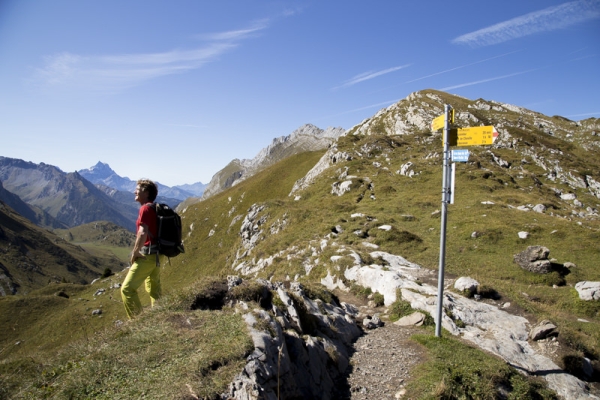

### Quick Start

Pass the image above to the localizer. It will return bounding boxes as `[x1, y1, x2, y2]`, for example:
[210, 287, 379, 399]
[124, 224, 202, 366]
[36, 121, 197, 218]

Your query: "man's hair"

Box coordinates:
[137, 179, 158, 202]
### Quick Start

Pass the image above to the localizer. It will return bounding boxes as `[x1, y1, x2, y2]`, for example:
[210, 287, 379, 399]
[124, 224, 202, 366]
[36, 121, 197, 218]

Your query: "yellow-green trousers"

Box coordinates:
[121, 255, 162, 319]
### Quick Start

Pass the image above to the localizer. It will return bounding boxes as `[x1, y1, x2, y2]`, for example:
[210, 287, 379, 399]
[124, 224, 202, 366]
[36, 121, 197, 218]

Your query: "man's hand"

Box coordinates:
[130, 223, 149, 265]
[130, 250, 145, 265]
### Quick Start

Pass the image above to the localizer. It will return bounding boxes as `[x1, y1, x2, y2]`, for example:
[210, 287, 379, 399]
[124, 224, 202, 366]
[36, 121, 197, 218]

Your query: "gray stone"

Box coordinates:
[363, 314, 384, 329]
[532, 204, 546, 213]
[514, 246, 552, 273]
[454, 277, 479, 294]
[530, 320, 557, 341]
[393, 312, 425, 327]
[228, 275, 243, 289]
[575, 281, 600, 301]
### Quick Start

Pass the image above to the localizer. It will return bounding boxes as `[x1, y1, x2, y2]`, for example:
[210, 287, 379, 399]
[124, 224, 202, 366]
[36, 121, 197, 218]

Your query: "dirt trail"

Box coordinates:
[334, 291, 429, 399]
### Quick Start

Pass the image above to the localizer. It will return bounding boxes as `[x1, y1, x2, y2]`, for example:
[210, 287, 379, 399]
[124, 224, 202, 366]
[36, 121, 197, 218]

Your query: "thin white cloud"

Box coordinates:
[566, 111, 600, 117]
[196, 19, 269, 41]
[405, 51, 522, 84]
[440, 69, 539, 91]
[315, 99, 401, 121]
[334, 64, 411, 90]
[452, 0, 600, 47]
[30, 21, 269, 93]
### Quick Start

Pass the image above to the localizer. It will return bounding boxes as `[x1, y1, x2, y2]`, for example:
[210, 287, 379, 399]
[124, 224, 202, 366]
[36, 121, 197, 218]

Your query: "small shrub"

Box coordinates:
[230, 281, 272, 309]
[350, 284, 372, 299]
[372, 292, 385, 307]
[388, 298, 414, 322]
[301, 282, 339, 305]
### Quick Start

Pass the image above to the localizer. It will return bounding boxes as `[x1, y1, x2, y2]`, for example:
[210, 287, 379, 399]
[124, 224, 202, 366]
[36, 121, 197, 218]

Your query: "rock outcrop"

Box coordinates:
[514, 245, 552, 274]
[224, 279, 361, 400]
[575, 281, 600, 301]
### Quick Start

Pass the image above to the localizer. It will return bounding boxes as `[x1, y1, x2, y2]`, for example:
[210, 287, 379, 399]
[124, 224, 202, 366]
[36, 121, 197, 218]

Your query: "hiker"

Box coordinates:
[121, 179, 162, 318]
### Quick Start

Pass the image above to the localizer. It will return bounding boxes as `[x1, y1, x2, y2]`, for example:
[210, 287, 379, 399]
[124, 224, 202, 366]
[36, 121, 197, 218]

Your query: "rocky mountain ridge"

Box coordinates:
[200, 124, 345, 200]
[0, 157, 136, 230]
[351, 91, 600, 195]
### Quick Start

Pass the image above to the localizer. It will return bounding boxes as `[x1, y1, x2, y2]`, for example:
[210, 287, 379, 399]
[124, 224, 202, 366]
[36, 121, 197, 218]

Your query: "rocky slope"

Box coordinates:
[0, 180, 66, 230]
[179, 89, 599, 398]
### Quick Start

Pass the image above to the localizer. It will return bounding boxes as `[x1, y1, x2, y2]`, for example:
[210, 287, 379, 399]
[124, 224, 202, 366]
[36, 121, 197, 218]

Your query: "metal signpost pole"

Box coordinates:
[435, 104, 451, 337]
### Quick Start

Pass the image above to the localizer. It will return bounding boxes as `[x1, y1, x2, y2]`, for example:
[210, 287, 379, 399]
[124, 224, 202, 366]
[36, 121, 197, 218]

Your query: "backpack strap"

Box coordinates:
[143, 202, 160, 267]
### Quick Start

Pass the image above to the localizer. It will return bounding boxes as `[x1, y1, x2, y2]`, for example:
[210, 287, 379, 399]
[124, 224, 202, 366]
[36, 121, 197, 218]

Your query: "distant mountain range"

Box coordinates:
[78, 161, 206, 199]
[0, 157, 210, 231]
[0, 124, 346, 232]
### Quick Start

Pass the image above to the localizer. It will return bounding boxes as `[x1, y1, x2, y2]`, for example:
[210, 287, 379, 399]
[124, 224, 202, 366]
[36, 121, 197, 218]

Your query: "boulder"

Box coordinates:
[454, 277, 479, 295]
[514, 246, 552, 274]
[363, 314, 384, 329]
[394, 312, 425, 327]
[575, 281, 600, 301]
[530, 320, 557, 341]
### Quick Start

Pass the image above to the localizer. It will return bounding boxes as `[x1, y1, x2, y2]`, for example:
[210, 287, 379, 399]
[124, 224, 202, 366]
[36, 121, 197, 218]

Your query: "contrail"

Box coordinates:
[440, 69, 539, 91]
[452, 0, 600, 47]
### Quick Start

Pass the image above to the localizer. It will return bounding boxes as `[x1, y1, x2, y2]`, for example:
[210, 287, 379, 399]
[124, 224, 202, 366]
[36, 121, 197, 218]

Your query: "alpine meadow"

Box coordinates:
[1, 90, 600, 399]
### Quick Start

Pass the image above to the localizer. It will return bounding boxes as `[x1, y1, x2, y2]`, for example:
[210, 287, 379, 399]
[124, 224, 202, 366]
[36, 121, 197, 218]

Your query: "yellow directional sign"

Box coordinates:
[431, 114, 445, 131]
[431, 109, 455, 132]
[446, 126, 498, 147]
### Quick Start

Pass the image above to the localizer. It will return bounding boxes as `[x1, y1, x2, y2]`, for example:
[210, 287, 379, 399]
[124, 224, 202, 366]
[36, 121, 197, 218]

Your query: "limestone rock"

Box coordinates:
[454, 277, 479, 295]
[530, 320, 557, 341]
[393, 312, 425, 327]
[363, 314, 384, 329]
[226, 279, 360, 400]
[514, 246, 552, 274]
[575, 281, 600, 301]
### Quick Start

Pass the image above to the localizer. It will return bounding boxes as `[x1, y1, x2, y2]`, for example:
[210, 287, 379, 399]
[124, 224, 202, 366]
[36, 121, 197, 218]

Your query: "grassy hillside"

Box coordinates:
[54, 221, 135, 263]
[0, 203, 128, 296]
[1, 91, 599, 398]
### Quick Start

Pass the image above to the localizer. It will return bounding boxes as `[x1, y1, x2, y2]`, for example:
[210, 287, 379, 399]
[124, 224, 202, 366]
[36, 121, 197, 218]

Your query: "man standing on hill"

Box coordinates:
[121, 179, 161, 319]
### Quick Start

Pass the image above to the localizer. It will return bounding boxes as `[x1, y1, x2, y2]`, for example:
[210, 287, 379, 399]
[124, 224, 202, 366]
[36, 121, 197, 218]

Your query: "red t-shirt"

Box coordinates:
[137, 203, 158, 246]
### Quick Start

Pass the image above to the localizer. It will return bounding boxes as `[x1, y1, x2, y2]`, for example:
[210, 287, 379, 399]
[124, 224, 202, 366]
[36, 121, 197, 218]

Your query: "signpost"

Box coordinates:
[431, 109, 454, 132]
[433, 106, 498, 338]
[435, 105, 452, 338]
[451, 149, 469, 162]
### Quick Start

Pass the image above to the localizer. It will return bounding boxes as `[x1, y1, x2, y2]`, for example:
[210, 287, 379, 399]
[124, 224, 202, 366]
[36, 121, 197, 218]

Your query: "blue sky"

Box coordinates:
[1, 0, 598, 186]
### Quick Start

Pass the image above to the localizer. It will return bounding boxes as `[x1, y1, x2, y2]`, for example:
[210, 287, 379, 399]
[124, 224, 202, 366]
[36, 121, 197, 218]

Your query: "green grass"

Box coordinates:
[0, 295, 253, 399]
[3, 90, 600, 397]
[405, 334, 559, 399]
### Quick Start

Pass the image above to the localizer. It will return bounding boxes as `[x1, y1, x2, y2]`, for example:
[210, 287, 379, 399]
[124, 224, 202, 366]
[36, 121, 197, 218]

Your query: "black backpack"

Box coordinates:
[150, 203, 185, 258]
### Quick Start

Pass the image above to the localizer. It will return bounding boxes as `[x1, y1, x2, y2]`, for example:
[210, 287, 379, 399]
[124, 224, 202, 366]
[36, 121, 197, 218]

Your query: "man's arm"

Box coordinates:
[130, 223, 149, 265]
